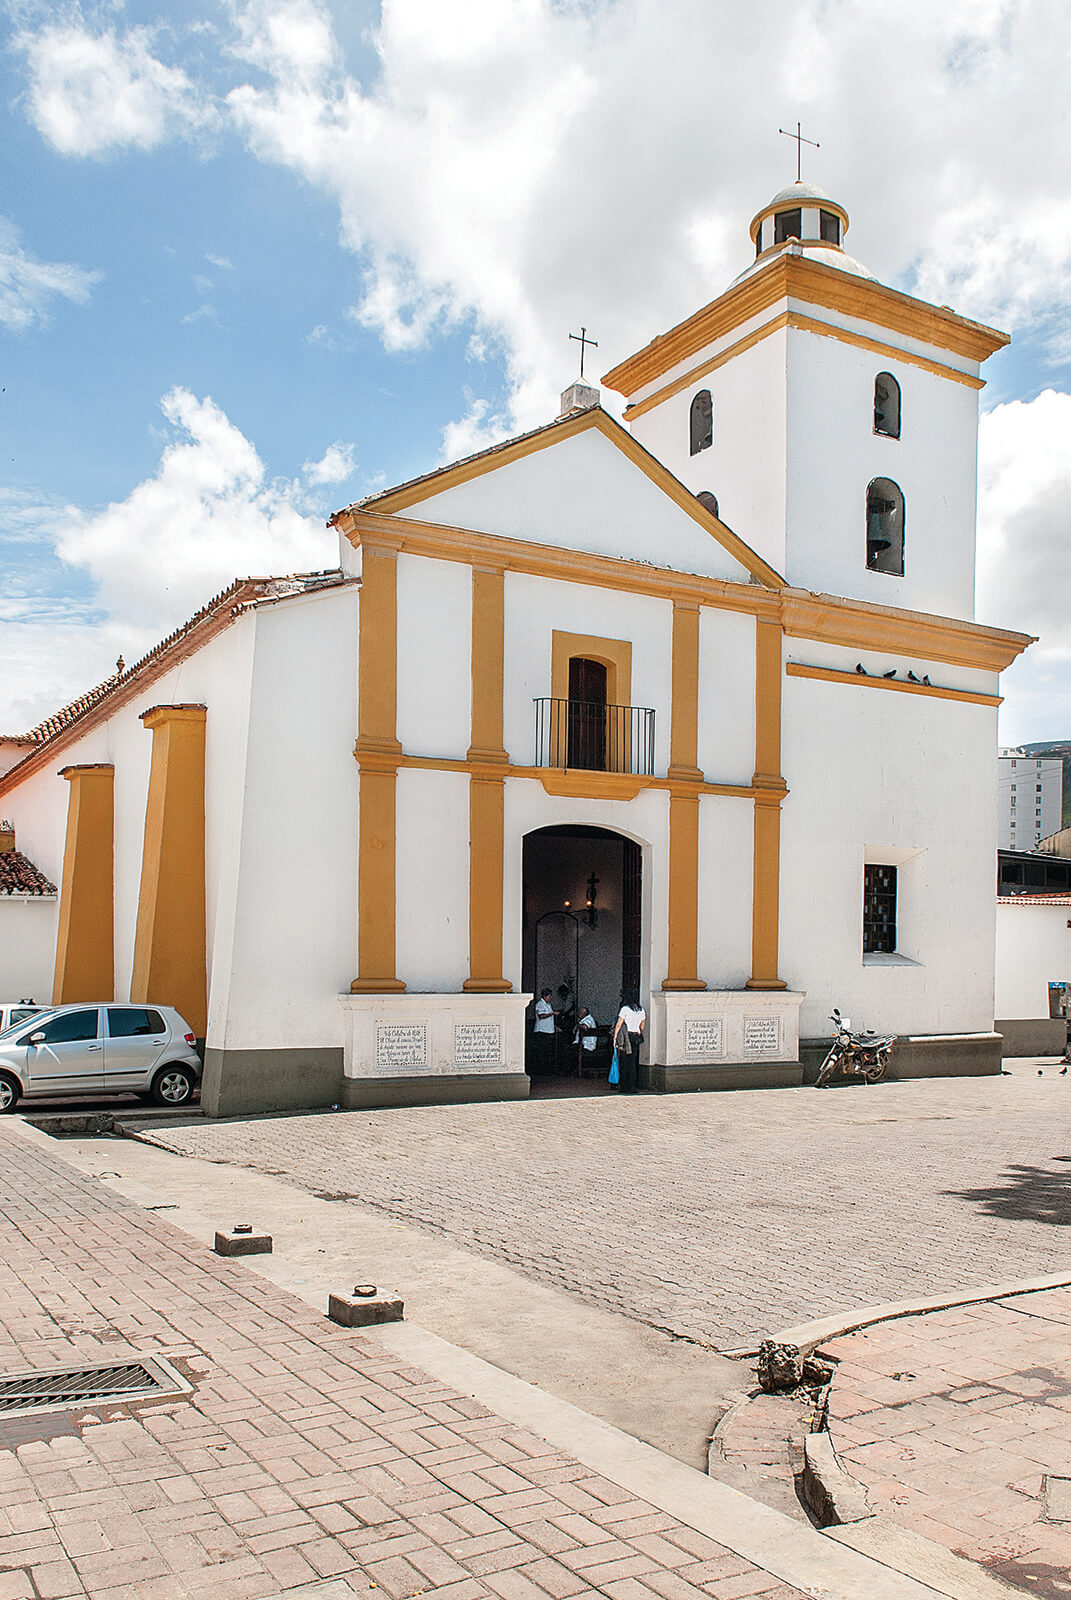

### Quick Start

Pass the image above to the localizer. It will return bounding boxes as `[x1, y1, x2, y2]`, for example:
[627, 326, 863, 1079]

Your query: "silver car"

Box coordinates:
[0, 1003, 202, 1113]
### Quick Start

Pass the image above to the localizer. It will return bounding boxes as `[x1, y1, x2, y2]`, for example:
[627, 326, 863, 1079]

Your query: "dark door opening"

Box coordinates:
[567, 657, 607, 771]
[522, 825, 642, 1096]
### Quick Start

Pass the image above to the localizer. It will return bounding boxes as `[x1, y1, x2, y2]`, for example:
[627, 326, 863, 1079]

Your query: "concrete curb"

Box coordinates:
[720, 1268, 1071, 1358]
[801, 1430, 873, 1525]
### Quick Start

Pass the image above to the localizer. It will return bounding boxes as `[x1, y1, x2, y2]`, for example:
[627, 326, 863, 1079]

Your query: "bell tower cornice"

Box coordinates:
[601, 253, 1008, 403]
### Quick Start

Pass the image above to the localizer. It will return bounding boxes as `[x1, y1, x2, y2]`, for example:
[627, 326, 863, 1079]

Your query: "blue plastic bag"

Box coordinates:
[609, 1047, 620, 1086]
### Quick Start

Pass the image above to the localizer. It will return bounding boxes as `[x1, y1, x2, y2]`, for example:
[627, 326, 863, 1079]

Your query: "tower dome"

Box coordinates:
[732, 180, 874, 285]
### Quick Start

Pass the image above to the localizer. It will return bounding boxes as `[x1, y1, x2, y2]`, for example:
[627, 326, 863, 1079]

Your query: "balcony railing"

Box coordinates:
[533, 698, 656, 776]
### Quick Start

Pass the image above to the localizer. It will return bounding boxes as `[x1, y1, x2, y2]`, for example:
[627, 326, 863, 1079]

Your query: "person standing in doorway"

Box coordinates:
[613, 991, 646, 1094]
[532, 988, 556, 1074]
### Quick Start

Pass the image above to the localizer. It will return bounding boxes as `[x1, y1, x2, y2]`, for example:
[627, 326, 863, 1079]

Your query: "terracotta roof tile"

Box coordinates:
[0, 849, 56, 896]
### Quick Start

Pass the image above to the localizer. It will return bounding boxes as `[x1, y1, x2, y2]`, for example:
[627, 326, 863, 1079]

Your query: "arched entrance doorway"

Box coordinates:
[522, 825, 642, 1095]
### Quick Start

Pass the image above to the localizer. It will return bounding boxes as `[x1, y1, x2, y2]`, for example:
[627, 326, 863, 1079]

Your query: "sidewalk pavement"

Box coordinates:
[0, 1118, 949, 1600]
[823, 1287, 1071, 1596]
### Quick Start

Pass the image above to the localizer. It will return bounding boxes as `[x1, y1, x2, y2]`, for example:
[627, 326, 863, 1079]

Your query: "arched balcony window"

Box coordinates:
[874, 372, 901, 438]
[866, 479, 905, 576]
[689, 390, 713, 455]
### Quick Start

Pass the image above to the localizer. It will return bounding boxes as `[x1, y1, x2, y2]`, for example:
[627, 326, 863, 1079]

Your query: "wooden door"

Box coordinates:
[567, 657, 607, 770]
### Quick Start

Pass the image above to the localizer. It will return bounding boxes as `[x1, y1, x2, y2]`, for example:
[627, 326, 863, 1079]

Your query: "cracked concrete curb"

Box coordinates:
[720, 1268, 1071, 1359]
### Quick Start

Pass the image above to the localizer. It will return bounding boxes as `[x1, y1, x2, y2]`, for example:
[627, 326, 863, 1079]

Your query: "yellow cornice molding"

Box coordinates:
[623, 308, 983, 423]
[602, 256, 1007, 398]
[785, 661, 1002, 706]
[396, 752, 756, 800]
[780, 589, 1032, 673]
[337, 409, 784, 590]
[346, 510, 1031, 674]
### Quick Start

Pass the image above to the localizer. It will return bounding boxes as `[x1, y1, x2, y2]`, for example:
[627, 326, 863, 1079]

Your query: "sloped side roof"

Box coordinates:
[0, 570, 352, 796]
[0, 850, 56, 896]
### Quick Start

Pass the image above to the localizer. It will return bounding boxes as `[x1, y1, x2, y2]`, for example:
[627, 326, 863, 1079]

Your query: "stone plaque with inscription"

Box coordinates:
[743, 1015, 780, 1054]
[454, 1022, 502, 1067]
[684, 1017, 724, 1057]
[375, 1022, 427, 1072]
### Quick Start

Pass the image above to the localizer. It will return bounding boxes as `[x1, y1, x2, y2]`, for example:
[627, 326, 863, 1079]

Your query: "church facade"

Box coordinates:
[0, 182, 1031, 1115]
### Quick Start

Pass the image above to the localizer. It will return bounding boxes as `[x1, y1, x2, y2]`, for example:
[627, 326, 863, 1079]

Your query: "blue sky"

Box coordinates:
[2, 0, 1070, 740]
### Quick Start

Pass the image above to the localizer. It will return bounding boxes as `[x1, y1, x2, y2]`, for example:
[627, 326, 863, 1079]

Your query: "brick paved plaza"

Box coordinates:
[0, 1121, 815, 1600]
[141, 1074, 1071, 1350]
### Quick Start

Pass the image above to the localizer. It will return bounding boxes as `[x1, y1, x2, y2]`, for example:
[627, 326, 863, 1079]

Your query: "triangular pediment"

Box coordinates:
[347, 408, 783, 588]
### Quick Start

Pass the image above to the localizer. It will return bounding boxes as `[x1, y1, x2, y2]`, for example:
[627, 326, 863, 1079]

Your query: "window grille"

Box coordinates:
[863, 864, 897, 954]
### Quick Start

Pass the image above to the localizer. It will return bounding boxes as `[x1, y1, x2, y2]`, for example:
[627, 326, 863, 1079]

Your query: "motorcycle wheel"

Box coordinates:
[815, 1048, 838, 1087]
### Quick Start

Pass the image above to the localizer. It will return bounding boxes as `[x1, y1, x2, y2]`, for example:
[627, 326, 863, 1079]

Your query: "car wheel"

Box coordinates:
[0, 1073, 20, 1114]
[151, 1065, 195, 1107]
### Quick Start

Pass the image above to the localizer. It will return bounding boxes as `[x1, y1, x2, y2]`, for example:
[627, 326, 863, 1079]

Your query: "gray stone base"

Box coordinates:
[996, 1017, 1067, 1057]
[340, 1073, 529, 1110]
[643, 1062, 804, 1093]
[800, 1032, 1002, 1085]
[201, 1046, 343, 1118]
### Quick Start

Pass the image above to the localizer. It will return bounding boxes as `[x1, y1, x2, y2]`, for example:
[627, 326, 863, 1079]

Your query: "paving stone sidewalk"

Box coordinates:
[138, 1076, 1071, 1349]
[0, 1121, 809, 1600]
[823, 1287, 1071, 1599]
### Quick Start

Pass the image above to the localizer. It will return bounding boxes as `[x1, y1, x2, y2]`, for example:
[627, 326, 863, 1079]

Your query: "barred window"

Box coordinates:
[863, 864, 897, 954]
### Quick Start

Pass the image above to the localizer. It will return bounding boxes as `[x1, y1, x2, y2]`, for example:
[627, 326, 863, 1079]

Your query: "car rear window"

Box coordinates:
[107, 1007, 166, 1038]
[10, 1008, 40, 1027]
[24, 1009, 99, 1044]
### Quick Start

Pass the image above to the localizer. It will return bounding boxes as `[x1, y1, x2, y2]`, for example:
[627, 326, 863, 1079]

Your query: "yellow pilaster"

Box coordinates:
[53, 764, 114, 1005]
[663, 792, 705, 991]
[465, 564, 511, 992]
[668, 601, 703, 781]
[130, 705, 207, 1036]
[352, 538, 406, 993]
[748, 619, 788, 990]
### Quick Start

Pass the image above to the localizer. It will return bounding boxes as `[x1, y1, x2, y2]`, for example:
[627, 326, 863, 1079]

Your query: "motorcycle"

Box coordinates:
[815, 1008, 895, 1087]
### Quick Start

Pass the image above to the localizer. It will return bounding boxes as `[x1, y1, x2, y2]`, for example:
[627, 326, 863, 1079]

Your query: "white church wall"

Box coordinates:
[0, 897, 58, 1003]
[697, 609, 756, 785]
[779, 673, 998, 1040]
[0, 617, 258, 1008]
[207, 589, 358, 1050]
[784, 326, 979, 618]
[995, 902, 1071, 1021]
[783, 635, 998, 699]
[502, 574, 673, 772]
[396, 554, 472, 758]
[401, 427, 754, 584]
[628, 324, 790, 578]
[503, 781, 668, 1000]
[396, 768, 469, 991]
[696, 796, 753, 987]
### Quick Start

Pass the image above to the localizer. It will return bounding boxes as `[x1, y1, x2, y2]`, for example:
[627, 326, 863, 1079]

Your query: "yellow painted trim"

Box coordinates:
[352, 540, 405, 993]
[537, 770, 645, 802]
[786, 312, 985, 390]
[624, 314, 790, 421]
[468, 565, 508, 764]
[779, 591, 1030, 674]
[669, 602, 702, 781]
[785, 662, 1002, 707]
[748, 622, 786, 991]
[464, 775, 511, 992]
[551, 631, 632, 709]
[130, 704, 207, 1037]
[623, 307, 982, 424]
[53, 764, 114, 1005]
[391, 753, 756, 800]
[602, 255, 1007, 398]
[342, 409, 785, 590]
[664, 793, 705, 991]
[345, 512, 1031, 674]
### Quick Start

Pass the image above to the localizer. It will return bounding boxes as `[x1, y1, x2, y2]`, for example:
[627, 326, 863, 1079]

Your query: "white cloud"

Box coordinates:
[16, 19, 215, 157]
[215, 0, 1071, 442]
[181, 302, 220, 325]
[55, 387, 335, 633]
[978, 390, 1071, 742]
[440, 397, 510, 465]
[205, 253, 234, 270]
[0, 217, 100, 332]
[302, 440, 356, 484]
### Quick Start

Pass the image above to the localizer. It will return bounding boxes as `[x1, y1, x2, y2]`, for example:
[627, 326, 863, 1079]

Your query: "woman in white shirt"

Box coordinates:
[613, 991, 646, 1094]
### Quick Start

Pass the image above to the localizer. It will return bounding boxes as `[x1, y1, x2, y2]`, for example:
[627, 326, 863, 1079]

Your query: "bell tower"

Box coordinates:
[602, 180, 1008, 622]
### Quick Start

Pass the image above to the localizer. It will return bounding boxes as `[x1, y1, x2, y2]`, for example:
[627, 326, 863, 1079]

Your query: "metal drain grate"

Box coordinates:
[0, 1355, 192, 1417]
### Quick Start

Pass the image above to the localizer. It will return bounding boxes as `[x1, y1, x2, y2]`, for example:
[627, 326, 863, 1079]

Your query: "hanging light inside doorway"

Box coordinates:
[585, 872, 599, 928]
